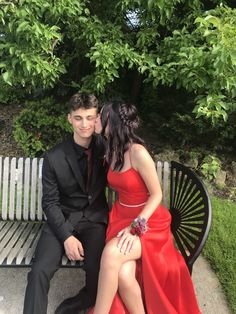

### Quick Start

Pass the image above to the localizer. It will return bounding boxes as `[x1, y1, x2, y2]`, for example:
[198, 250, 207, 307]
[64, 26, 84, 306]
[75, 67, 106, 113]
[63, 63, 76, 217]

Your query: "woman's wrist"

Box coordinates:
[130, 216, 148, 236]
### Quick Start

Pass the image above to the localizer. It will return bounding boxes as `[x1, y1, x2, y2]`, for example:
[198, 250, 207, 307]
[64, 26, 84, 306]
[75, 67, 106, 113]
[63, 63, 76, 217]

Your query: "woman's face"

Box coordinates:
[95, 107, 109, 136]
[95, 113, 103, 134]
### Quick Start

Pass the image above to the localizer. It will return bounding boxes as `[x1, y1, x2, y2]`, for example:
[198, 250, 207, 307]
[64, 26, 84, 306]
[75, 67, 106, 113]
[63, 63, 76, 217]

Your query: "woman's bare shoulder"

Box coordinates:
[131, 143, 147, 152]
[131, 144, 151, 162]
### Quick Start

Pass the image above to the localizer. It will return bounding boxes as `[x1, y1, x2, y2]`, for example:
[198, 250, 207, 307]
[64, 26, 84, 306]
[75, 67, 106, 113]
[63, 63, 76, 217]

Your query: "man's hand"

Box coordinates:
[64, 236, 84, 261]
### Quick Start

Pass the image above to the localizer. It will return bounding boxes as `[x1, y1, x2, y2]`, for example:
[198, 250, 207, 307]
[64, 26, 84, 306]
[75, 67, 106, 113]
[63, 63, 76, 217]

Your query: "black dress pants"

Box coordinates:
[23, 220, 106, 314]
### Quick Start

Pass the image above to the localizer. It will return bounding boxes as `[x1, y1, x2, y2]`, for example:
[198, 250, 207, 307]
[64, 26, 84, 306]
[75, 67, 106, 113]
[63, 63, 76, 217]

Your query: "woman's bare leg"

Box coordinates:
[118, 261, 145, 314]
[93, 237, 143, 314]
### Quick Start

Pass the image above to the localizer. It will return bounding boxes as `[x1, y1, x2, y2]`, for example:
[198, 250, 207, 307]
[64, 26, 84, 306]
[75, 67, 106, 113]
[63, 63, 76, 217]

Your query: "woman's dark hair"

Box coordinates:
[100, 101, 145, 171]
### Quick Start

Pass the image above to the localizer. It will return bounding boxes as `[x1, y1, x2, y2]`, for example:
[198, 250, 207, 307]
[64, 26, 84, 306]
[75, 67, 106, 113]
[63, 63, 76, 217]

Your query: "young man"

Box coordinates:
[23, 93, 109, 314]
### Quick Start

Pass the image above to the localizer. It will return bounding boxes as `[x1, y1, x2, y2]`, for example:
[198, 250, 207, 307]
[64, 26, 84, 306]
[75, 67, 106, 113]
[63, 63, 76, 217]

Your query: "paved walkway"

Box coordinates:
[192, 256, 232, 314]
[0, 256, 232, 314]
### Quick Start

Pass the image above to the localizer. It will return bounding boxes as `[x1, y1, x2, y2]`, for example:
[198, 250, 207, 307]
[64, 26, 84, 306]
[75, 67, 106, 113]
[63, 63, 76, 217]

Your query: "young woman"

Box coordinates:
[90, 101, 201, 314]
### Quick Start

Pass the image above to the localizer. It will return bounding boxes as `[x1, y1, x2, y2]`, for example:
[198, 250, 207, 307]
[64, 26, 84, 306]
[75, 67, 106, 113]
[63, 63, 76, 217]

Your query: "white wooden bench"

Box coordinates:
[0, 156, 212, 273]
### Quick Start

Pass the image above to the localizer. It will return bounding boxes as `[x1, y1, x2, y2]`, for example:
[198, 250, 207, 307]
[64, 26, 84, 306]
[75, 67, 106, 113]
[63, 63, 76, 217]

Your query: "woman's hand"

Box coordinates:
[116, 227, 137, 255]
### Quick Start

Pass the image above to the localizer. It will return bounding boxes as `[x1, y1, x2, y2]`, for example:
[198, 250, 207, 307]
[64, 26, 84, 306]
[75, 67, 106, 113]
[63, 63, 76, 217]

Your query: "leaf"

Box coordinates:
[84, 8, 90, 16]
[205, 15, 220, 28]
[195, 17, 208, 26]
[2, 71, 12, 85]
[16, 21, 29, 33]
[35, 23, 42, 35]
[25, 60, 31, 73]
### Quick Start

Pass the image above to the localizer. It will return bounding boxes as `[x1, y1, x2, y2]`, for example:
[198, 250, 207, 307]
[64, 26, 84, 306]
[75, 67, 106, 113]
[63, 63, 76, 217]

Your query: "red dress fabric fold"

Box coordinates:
[89, 167, 201, 314]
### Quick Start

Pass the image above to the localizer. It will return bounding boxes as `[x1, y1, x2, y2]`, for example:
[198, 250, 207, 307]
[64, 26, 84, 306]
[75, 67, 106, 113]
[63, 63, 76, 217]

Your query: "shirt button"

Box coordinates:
[88, 195, 92, 200]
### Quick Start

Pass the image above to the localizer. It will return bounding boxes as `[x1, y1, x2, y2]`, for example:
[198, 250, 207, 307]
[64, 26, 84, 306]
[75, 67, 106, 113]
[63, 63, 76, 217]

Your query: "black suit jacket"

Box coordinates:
[42, 135, 109, 243]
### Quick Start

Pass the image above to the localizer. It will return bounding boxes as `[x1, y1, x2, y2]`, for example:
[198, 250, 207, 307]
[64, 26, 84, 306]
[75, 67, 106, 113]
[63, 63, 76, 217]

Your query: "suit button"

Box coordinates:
[88, 195, 92, 200]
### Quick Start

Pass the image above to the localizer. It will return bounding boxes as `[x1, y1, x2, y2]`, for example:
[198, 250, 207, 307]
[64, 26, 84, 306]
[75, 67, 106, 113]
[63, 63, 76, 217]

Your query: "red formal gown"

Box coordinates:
[90, 167, 201, 314]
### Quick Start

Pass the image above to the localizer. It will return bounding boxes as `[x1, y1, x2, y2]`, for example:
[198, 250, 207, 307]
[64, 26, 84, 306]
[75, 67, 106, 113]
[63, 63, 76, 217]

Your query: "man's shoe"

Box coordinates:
[55, 294, 86, 314]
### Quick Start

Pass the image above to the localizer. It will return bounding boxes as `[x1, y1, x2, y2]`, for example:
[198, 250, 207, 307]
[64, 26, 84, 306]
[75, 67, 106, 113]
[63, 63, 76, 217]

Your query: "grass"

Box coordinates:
[202, 196, 236, 314]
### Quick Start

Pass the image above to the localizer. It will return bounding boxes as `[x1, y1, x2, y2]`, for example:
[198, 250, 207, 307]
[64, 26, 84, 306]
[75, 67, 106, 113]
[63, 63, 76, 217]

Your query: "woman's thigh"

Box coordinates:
[101, 237, 142, 265]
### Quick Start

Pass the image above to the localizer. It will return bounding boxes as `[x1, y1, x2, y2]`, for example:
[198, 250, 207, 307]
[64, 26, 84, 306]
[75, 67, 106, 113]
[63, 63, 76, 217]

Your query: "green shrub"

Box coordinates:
[14, 97, 71, 157]
[200, 155, 221, 181]
[0, 77, 26, 105]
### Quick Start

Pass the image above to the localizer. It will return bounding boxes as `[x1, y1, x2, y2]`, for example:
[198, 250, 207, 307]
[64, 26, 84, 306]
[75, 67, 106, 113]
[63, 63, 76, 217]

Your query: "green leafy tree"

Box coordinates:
[1, 0, 236, 123]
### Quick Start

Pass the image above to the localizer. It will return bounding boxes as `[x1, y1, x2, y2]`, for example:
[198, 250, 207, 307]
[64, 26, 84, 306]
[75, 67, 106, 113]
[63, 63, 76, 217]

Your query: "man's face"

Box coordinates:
[68, 107, 97, 141]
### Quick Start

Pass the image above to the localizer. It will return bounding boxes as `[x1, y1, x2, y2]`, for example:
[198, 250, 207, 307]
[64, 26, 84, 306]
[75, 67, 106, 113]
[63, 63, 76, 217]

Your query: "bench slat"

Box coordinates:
[0, 222, 82, 266]
[23, 158, 30, 220]
[7, 223, 37, 264]
[30, 158, 37, 220]
[163, 161, 170, 208]
[0, 221, 14, 241]
[0, 222, 24, 263]
[156, 161, 163, 185]
[0, 221, 19, 246]
[0, 156, 2, 208]
[16, 223, 42, 264]
[176, 180, 195, 210]
[0, 221, 6, 233]
[62, 255, 76, 266]
[9, 158, 17, 220]
[0, 222, 26, 264]
[37, 158, 43, 220]
[61, 255, 84, 267]
[16, 158, 24, 220]
[25, 224, 43, 264]
[2, 157, 10, 220]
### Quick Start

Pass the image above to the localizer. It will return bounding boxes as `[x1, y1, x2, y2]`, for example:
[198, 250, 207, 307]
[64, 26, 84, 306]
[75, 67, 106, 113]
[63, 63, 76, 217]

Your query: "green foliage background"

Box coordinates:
[1, 0, 236, 155]
[13, 97, 71, 156]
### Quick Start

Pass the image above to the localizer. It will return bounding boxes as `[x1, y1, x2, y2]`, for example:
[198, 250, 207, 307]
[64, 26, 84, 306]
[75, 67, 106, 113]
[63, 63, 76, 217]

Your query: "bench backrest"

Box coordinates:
[0, 156, 171, 221]
[0, 157, 45, 221]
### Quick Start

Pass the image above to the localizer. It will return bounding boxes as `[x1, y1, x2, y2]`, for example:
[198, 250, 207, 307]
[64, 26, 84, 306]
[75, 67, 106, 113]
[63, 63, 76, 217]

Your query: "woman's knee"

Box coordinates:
[100, 241, 121, 269]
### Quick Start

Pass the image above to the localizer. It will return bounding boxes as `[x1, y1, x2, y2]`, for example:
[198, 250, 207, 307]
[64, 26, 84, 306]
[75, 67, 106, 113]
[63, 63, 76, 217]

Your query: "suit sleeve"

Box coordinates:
[42, 153, 74, 243]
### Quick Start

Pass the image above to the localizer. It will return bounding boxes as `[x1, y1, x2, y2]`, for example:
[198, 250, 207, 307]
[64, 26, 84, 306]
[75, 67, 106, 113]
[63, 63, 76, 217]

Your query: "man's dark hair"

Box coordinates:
[68, 92, 98, 112]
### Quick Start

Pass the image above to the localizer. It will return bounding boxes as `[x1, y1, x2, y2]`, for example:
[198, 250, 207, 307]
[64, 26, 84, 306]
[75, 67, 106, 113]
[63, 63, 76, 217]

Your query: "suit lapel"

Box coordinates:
[63, 138, 87, 193]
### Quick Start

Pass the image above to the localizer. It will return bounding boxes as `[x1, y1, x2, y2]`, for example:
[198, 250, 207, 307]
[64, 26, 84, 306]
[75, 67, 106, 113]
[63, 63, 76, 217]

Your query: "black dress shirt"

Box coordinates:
[72, 138, 94, 189]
